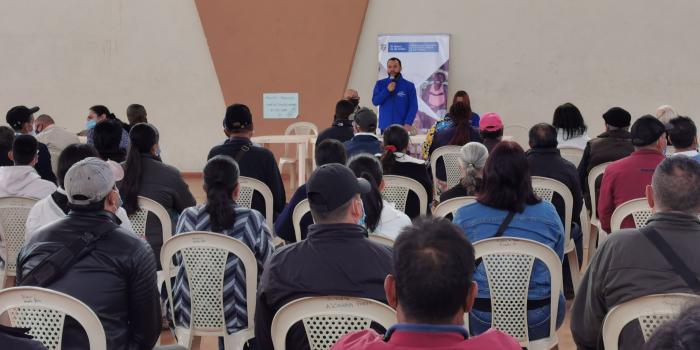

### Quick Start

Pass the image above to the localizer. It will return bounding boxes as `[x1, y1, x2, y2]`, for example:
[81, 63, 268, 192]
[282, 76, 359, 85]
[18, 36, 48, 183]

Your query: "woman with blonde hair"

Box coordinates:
[440, 142, 488, 202]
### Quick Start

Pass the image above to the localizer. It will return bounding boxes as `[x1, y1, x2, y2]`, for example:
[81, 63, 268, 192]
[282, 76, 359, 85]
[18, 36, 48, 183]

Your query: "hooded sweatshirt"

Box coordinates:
[0, 166, 56, 199]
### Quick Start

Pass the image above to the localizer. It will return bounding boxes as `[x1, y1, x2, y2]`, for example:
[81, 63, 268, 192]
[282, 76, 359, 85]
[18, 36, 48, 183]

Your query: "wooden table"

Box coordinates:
[252, 134, 315, 182]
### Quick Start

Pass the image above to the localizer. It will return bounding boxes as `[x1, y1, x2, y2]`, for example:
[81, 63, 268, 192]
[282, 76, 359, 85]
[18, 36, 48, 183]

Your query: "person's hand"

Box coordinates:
[388, 82, 396, 92]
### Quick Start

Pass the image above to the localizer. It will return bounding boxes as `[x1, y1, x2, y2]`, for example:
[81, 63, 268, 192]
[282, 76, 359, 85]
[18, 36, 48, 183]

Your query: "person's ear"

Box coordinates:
[30, 154, 39, 166]
[224, 128, 231, 137]
[379, 179, 385, 192]
[151, 144, 159, 156]
[646, 184, 656, 213]
[7, 151, 13, 162]
[232, 183, 241, 201]
[465, 281, 478, 313]
[694, 136, 698, 149]
[384, 275, 398, 309]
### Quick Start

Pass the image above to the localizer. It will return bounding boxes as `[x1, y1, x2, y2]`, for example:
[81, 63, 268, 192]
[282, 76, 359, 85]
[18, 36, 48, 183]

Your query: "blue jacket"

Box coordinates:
[372, 76, 418, 130]
[343, 133, 382, 159]
[274, 185, 312, 242]
[453, 201, 564, 300]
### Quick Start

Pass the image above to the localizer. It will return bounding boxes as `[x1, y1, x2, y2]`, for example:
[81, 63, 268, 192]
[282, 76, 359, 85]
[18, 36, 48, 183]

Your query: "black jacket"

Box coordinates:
[527, 148, 583, 227]
[383, 154, 433, 218]
[17, 210, 161, 350]
[36, 142, 56, 184]
[254, 223, 393, 350]
[208, 137, 286, 220]
[315, 119, 354, 147]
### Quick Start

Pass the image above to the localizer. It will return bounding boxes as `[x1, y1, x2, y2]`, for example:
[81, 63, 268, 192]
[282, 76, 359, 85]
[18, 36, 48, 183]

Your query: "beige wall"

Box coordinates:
[348, 0, 700, 137]
[0, 0, 225, 171]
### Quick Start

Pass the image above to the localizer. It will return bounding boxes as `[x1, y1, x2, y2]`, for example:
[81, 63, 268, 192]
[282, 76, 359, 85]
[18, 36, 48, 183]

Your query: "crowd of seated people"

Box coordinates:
[1, 96, 699, 350]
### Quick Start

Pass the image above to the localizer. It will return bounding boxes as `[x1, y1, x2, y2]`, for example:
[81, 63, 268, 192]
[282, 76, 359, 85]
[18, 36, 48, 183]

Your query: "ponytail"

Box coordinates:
[203, 155, 240, 232]
[458, 142, 488, 196]
[381, 125, 409, 174]
[380, 145, 398, 174]
[460, 162, 483, 195]
[121, 123, 159, 215]
[348, 155, 385, 233]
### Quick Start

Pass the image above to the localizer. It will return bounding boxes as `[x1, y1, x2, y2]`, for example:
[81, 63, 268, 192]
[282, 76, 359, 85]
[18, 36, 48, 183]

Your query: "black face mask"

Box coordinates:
[349, 98, 360, 108]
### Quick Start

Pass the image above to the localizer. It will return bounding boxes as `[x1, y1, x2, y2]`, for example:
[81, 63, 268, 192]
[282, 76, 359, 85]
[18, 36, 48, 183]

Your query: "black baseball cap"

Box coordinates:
[602, 107, 631, 128]
[631, 115, 666, 147]
[223, 103, 253, 130]
[6, 105, 39, 130]
[306, 163, 371, 213]
[353, 108, 377, 130]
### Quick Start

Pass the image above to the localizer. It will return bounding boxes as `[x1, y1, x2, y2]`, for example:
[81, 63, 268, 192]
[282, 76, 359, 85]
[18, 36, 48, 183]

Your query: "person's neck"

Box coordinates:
[398, 311, 464, 326]
[634, 145, 662, 153]
[229, 133, 251, 140]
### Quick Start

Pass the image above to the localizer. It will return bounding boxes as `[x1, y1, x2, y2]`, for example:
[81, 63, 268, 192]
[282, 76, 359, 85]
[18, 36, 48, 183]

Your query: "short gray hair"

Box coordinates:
[656, 105, 677, 124]
[652, 156, 700, 214]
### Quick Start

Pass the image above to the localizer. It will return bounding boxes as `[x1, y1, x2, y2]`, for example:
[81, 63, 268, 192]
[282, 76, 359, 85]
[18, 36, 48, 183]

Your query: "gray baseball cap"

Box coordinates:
[64, 157, 116, 205]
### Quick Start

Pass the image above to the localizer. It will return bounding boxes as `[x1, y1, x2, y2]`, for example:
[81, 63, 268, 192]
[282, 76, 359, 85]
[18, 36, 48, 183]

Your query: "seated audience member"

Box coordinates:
[380, 125, 433, 218]
[332, 217, 521, 350]
[440, 142, 488, 202]
[478, 112, 504, 152]
[643, 302, 700, 350]
[344, 108, 382, 158]
[171, 155, 273, 347]
[208, 103, 285, 220]
[93, 119, 128, 163]
[572, 156, 700, 350]
[17, 157, 160, 349]
[453, 141, 565, 340]
[315, 99, 356, 146]
[85, 105, 130, 151]
[427, 101, 482, 185]
[33, 114, 80, 174]
[343, 88, 362, 112]
[421, 91, 480, 159]
[255, 163, 392, 350]
[577, 107, 633, 210]
[6, 105, 56, 182]
[26, 144, 133, 237]
[0, 135, 56, 199]
[0, 126, 15, 166]
[598, 115, 666, 233]
[120, 123, 196, 264]
[0, 325, 48, 349]
[667, 116, 700, 161]
[552, 102, 590, 150]
[655, 104, 677, 124]
[275, 139, 347, 242]
[126, 103, 148, 129]
[348, 154, 411, 239]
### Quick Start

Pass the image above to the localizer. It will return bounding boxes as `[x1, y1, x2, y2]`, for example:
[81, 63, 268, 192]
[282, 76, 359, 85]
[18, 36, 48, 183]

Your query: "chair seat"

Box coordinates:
[565, 238, 576, 253]
[527, 335, 558, 350]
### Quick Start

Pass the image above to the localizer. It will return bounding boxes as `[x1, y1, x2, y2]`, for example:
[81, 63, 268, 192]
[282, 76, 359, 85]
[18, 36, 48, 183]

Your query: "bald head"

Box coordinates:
[34, 114, 55, 134]
[344, 89, 359, 100]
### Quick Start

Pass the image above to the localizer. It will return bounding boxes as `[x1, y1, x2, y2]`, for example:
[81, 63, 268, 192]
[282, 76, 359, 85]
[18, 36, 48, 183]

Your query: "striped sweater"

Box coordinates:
[170, 203, 274, 334]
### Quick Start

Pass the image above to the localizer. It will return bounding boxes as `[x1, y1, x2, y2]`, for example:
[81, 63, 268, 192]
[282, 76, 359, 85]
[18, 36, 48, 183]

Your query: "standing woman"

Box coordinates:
[552, 103, 590, 150]
[119, 123, 196, 265]
[380, 125, 433, 218]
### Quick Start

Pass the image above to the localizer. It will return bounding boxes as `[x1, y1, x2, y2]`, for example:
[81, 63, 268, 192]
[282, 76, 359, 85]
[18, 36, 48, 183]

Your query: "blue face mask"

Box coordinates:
[358, 200, 366, 226]
[86, 119, 97, 130]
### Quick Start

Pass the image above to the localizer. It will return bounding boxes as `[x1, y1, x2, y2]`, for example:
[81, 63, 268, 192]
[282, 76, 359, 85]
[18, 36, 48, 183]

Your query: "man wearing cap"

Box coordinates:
[6, 106, 56, 183]
[254, 163, 393, 350]
[598, 115, 667, 233]
[479, 112, 505, 152]
[344, 107, 382, 158]
[315, 99, 356, 147]
[17, 157, 160, 349]
[577, 107, 635, 210]
[207, 103, 285, 220]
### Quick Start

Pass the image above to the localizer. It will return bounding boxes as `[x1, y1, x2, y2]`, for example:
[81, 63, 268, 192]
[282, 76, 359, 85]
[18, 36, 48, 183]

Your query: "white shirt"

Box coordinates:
[35, 125, 81, 174]
[556, 129, 591, 150]
[372, 200, 412, 240]
[0, 166, 56, 199]
[672, 149, 699, 158]
[25, 188, 134, 240]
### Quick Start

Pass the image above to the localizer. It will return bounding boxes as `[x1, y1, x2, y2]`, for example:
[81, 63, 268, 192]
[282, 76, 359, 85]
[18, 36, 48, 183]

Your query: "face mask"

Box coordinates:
[357, 200, 366, 227]
[86, 119, 97, 130]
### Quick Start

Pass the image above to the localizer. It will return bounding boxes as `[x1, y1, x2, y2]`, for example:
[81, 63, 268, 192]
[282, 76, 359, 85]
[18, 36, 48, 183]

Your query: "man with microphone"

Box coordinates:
[372, 57, 418, 134]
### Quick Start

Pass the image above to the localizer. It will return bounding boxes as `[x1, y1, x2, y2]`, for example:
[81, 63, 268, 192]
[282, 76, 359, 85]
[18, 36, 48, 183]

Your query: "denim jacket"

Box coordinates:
[453, 201, 564, 300]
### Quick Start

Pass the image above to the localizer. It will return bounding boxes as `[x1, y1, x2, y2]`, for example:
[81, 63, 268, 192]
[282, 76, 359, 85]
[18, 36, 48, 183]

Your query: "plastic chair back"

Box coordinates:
[283, 122, 318, 157]
[238, 177, 274, 231]
[0, 286, 107, 350]
[382, 175, 428, 215]
[429, 145, 462, 197]
[127, 196, 172, 241]
[610, 198, 652, 232]
[0, 197, 38, 277]
[433, 196, 476, 219]
[271, 296, 396, 350]
[368, 234, 395, 247]
[558, 146, 584, 166]
[587, 162, 612, 226]
[292, 199, 311, 242]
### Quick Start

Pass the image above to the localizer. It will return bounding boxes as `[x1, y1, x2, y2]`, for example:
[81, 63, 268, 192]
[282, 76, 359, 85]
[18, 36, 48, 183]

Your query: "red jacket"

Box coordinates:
[597, 149, 665, 232]
[332, 326, 521, 350]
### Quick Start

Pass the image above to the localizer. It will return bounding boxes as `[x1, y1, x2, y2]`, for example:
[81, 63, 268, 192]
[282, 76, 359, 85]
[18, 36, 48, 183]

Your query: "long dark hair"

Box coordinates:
[381, 125, 409, 174]
[90, 105, 116, 119]
[452, 90, 469, 105]
[203, 155, 239, 232]
[348, 155, 384, 232]
[93, 119, 126, 162]
[477, 141, 540, 212]
[121, 123, 159, 215]
[552, 102, 587, 140]
[448, 102, 473, 146]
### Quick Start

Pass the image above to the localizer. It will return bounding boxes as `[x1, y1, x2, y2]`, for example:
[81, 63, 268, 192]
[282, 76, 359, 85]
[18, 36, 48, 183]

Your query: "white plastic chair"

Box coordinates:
[382, 175, 428, 216]
[610, 198, 652, 232]
[161, 231, 258, 350]
[531, 176, 581, 294]
[433, 196, 477, 219]
[558, 146, 584, 166]
[270, 296, 396, 350]
[0, 286, 107, 350]
[292, 199, 311, 242]
[586, 162, 612, 263]
[0, 197, 38, 286]
[238, 177, 274, 232]
[279, 122, 318, 189]
[429, 145, 462, 198]
[368, 234, 395, 247]
[504, 125, 529, 149]
[602, 293, 700, 350]
[473, 237, 562, 350]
